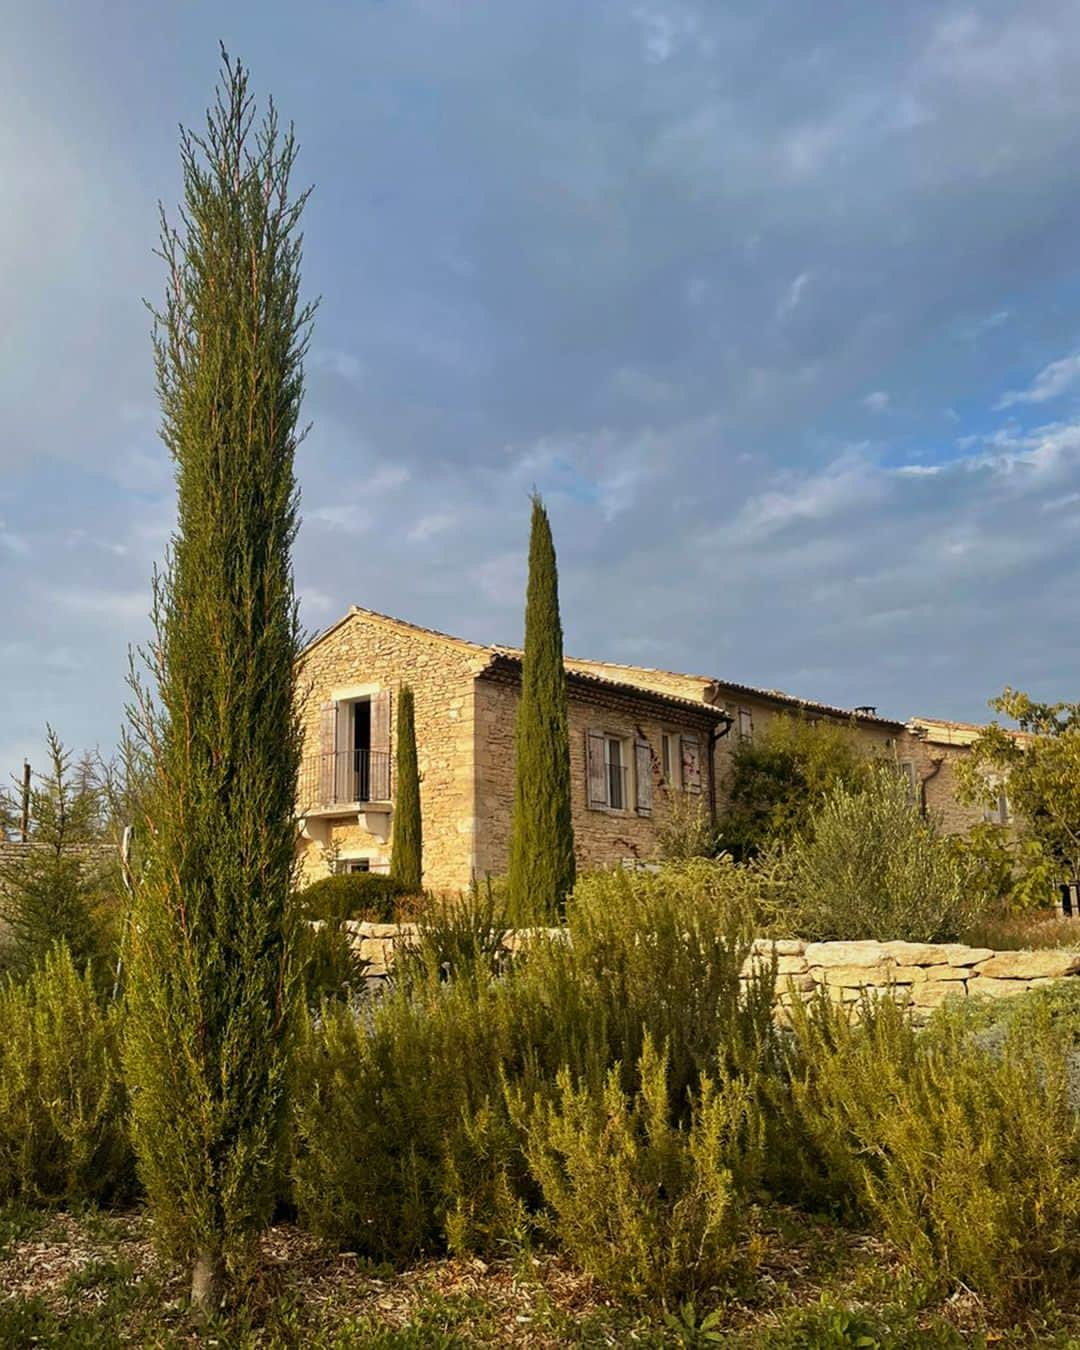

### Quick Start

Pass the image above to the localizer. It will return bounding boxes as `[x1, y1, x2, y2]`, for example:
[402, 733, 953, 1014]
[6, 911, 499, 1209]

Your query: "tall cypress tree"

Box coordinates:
[390, 684, 422, 892]
[507, 495, 575, 920]
[124, 52, 313, 1316]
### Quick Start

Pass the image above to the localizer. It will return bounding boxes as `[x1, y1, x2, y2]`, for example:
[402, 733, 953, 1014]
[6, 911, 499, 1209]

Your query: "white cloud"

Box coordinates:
[863, 390, 890, 413]
[408, 511, 457, 543]
[777, 271, 811, 320]
[996, 353, 1080, 409]
[311, 349, 365, 383]
[51, 586, 150, 624]
[307, 504, 372, 534]
[369, 465, 411, 493]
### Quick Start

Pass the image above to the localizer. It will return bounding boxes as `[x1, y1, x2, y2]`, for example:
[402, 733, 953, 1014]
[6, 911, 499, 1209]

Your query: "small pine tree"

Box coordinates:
[390, 684, 422, 893]
[0, 727, 111, 984]
[506, 495, 575, 921]
[123, 51, 313, 1318]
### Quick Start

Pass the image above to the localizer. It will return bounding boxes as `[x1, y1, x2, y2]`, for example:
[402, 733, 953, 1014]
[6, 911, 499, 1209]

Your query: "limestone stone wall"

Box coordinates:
[744, 937, 1080, 1021]
[341, 922, 1080, 1023]
[472, 674, 718, 879]
[296, 611, 485, 893]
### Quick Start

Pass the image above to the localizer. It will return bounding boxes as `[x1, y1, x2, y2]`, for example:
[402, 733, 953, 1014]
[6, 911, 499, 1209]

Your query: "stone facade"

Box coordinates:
[297, 608, 1022, 894]
[296, 610, 488, 892]
[473, 660, 722, 878]
[296, 609, 725, 893]
[566, 657, 908, 824]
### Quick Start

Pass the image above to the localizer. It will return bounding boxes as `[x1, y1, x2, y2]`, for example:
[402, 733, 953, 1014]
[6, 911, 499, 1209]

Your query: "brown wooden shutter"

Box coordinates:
[586, 730, 607, 807]
[318, 701, 336, 803]
[681, 735, 701, 793]
[370, 688, 392, 801]
[635, 739, 652, 816]
[334, 701, 353, 803]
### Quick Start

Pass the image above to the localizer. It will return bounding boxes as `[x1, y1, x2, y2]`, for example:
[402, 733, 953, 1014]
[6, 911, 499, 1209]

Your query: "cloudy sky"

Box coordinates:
[4, 0, 1080, 774]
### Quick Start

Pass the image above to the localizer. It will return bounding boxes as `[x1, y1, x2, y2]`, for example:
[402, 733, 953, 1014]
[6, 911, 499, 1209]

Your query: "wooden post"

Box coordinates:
[20, 761, 30, 842]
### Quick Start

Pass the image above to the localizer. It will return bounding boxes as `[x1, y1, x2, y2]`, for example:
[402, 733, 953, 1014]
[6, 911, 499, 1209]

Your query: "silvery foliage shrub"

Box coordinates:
[789, 767, 991, 942]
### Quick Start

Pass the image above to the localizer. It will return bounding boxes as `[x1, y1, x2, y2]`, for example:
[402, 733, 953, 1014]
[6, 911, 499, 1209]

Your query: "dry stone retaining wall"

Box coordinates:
[341, 922, 1080, 1019]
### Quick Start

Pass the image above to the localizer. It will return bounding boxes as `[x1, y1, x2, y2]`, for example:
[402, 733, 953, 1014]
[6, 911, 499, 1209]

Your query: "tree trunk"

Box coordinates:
[190, 1249, 226, 1320]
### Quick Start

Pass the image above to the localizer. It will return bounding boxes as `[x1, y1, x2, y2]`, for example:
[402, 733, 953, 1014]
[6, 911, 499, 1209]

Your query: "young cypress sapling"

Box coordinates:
[390, 684, 422, 893]
[123, 51, 313, 1317]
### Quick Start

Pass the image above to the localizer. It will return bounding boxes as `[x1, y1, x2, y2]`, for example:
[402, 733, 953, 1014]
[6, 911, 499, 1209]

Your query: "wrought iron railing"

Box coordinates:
[299, 749, 392, 810]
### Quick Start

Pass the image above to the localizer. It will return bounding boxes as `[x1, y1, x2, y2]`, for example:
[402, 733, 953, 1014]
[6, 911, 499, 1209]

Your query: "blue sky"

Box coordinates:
[4, 0, 1080, 775]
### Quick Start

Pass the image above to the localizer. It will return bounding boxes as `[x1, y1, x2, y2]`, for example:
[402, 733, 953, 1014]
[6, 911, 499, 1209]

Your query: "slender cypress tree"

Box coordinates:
[390, 684, 422, 892]
[124, 52, 313, 1316]
[506, 495, 575, 920]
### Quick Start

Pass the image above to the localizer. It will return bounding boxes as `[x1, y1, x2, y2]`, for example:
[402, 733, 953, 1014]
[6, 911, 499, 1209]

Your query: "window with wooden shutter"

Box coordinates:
[370, 688, 392, 801]
[587, 729, 607, 808]
[681, 735, 701, 793]
[661, 732, 682, 789]
[334, 700, 354, 803]
[635, 739, 652, 816]
[318, 701, 337, 803]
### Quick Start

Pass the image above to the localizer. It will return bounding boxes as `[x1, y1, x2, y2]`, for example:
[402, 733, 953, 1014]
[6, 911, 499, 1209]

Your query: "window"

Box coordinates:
[343, 858, 370, 874]
[982, 773, 1011, 826]
[899, 760, 918, 804]
[316, 689, 392, 804]
[681, 735, 702, 793]
[737, 707, 754, 742]
[661, 732, 681, 788]
[606, 737, 625, 810]
[587, 730, 630, 811]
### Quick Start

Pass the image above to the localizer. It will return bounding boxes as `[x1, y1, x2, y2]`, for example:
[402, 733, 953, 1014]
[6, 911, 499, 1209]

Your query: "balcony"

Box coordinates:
[299, 749, 392, 817]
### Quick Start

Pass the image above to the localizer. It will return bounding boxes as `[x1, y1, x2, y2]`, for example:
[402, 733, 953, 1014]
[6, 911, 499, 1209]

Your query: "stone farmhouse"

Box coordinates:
[296, 606, 1009, 892]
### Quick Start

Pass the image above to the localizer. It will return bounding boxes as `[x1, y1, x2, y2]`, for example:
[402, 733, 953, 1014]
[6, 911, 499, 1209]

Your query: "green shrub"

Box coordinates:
[773, 991, 1080, 1309]
[512, 1036, 761, 1304]
[292, 862, 773, 1266]
[292, 977, 530, 1262]
[558, 861, 776, 1110]
[396, 886, 509, 990]
[297, 872, 410, 923]
[655, 791, 720, 861]
[789, 769, 991, 942]
[0, 945, 132, 1205]
[299, 922, 366, 1009]
[722, 713, 870, 861]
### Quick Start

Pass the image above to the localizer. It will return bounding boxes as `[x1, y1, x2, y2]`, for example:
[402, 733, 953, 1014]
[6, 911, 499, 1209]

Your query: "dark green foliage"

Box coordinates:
[123, 52, 312, 1292]
[0, 945, 132, 1206]
[0, 729, 116, 987]
[506, 496, 575, 923]
[298, 871, 408, 923]
[390, 684, 423, 892]
[396, 886, 510, 989]
[298, 922, 366, 1009]
[722, 714, 869, 861]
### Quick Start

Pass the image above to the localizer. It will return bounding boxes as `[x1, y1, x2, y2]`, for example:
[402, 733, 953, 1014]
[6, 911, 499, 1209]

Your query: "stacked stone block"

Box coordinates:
[339, 921, 1080, 1020]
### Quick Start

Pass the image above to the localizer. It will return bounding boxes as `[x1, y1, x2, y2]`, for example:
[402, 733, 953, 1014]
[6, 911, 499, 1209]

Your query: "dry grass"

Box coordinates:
[3, 1204, 1079, 1347]
[965, 909, 1080, 951]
